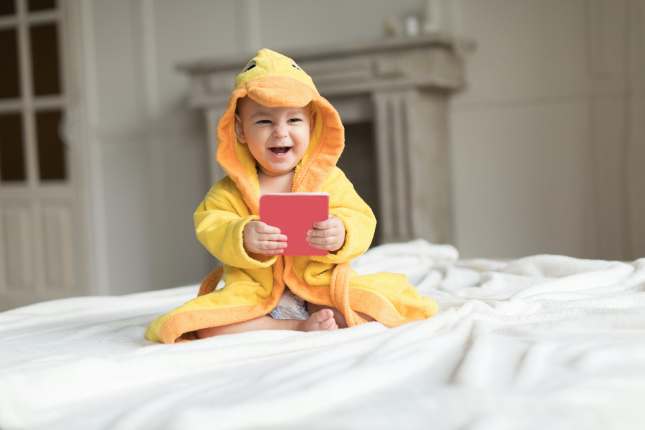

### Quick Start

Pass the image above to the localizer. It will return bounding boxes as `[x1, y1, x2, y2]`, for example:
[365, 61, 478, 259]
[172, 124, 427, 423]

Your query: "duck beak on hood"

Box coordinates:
[215, 48, 345, 214]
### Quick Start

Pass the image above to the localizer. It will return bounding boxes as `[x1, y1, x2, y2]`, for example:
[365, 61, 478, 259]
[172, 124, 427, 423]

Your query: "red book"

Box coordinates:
[259, 192, 329, 256]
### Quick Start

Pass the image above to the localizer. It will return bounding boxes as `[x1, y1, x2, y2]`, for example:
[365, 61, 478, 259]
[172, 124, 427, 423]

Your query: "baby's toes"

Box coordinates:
[320, 316, 336, 330]
[309, 308, 328, 322]
[308, 309, 336, 331]
[326, 317, 338, 330]
[317, 309, 334, 321]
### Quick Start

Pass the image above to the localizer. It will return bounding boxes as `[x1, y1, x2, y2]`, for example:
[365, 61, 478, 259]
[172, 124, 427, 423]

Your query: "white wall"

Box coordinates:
[85, 0, 644, 295]
[451, 0, 628, 259]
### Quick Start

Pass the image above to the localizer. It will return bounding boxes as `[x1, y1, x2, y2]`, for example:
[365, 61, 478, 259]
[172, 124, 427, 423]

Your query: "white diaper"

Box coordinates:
[270, 289, 309, 320]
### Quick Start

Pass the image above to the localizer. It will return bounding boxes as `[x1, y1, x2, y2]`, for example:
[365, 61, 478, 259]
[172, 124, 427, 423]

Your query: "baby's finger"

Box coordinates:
[307, 227, 340, 242]
[256, 222, 281, 234]
[306, 239, 325, 250]
[308, 235, 336, 249]
[307, 228, 322, 238]
[307, 226, 338, 238]
[259, 240, 287, 250]
[261, 247, 285, 255]
[312, 219, 333, 230]
[260, 233, 288, 242]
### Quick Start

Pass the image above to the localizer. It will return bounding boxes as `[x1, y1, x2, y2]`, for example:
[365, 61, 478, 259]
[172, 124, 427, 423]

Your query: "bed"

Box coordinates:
[1, 240, 644, 430]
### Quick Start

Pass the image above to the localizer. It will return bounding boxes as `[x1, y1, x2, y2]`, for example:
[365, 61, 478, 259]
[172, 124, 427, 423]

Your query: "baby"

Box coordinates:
[145, 49, 437, 344]
[218, 96, 347, 334]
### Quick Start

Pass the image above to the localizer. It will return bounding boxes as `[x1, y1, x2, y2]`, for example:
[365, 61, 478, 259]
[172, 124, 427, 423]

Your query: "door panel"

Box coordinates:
[41, 201, 74, 290]
[1, 203, 34, 291]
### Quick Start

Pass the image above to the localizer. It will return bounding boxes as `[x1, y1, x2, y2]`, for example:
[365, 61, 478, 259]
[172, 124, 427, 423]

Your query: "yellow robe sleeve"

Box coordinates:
[194, 180, 277, 270]
[311, 168, 376, 264]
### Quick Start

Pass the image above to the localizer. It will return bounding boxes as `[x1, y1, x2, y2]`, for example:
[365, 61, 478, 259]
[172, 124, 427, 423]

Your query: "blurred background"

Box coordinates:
[0, 0, 643, 310]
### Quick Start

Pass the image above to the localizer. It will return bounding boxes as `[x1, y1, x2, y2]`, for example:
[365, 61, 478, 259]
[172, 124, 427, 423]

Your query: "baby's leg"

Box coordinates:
[195, 309, 337, 339]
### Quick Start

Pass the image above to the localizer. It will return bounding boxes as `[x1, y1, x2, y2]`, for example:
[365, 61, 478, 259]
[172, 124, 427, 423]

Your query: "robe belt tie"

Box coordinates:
[198, 266, 223, 296]
[330, 263, 367, 327]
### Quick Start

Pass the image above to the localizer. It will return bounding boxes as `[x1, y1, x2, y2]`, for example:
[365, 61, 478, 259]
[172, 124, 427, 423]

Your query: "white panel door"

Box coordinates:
[0, 0, 85, 310]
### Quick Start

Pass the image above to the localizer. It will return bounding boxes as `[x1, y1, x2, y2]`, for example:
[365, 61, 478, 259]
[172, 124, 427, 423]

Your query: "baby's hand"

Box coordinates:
[306, 216, 345, 253]
[243, 221, 287, 258]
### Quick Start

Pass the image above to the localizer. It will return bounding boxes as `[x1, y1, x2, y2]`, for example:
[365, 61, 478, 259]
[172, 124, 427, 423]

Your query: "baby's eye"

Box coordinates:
[288, 118, 303, 123]
[255, 119, 272, 125]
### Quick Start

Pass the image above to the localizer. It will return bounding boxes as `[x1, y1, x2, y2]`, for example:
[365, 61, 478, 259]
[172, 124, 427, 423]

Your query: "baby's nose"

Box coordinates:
[272, 122, 288, 138]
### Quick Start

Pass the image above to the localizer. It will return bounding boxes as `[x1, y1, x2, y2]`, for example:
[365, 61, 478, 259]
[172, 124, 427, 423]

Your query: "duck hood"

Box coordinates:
[216, 48, 344, 213]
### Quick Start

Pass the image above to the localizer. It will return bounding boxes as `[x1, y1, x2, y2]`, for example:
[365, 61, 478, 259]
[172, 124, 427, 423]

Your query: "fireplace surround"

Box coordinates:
[179, 35, 466, 245]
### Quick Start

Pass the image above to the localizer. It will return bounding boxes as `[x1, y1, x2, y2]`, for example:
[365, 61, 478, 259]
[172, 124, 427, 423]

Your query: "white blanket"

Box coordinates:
[1, 240, 644, 430]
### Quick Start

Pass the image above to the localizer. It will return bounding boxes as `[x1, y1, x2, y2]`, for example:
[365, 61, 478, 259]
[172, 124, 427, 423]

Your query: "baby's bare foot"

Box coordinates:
[299, 309, 338, 332]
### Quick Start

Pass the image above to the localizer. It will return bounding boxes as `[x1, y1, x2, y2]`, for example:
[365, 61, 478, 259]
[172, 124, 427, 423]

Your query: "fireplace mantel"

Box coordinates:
[180, 35, 467, 245]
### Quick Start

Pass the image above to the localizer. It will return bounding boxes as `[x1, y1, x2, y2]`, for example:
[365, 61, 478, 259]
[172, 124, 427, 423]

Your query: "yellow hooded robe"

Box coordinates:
[145, 49, 438, 343]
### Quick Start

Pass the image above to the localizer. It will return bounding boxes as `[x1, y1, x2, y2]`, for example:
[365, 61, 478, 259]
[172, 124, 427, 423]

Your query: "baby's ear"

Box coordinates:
[234, 114, 246, 143]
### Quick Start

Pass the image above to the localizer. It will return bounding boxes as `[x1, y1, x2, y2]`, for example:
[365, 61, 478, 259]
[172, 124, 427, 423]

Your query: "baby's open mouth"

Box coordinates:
[270, 147, 291, 154]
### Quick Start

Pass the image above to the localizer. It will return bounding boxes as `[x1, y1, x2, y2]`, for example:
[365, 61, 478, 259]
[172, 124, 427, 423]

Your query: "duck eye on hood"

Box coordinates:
[242, 60, 256, 72]
[291, 62, 302, 71]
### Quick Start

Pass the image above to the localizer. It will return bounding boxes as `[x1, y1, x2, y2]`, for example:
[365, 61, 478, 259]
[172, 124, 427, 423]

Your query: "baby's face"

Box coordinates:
[236, 97, 311, 177]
